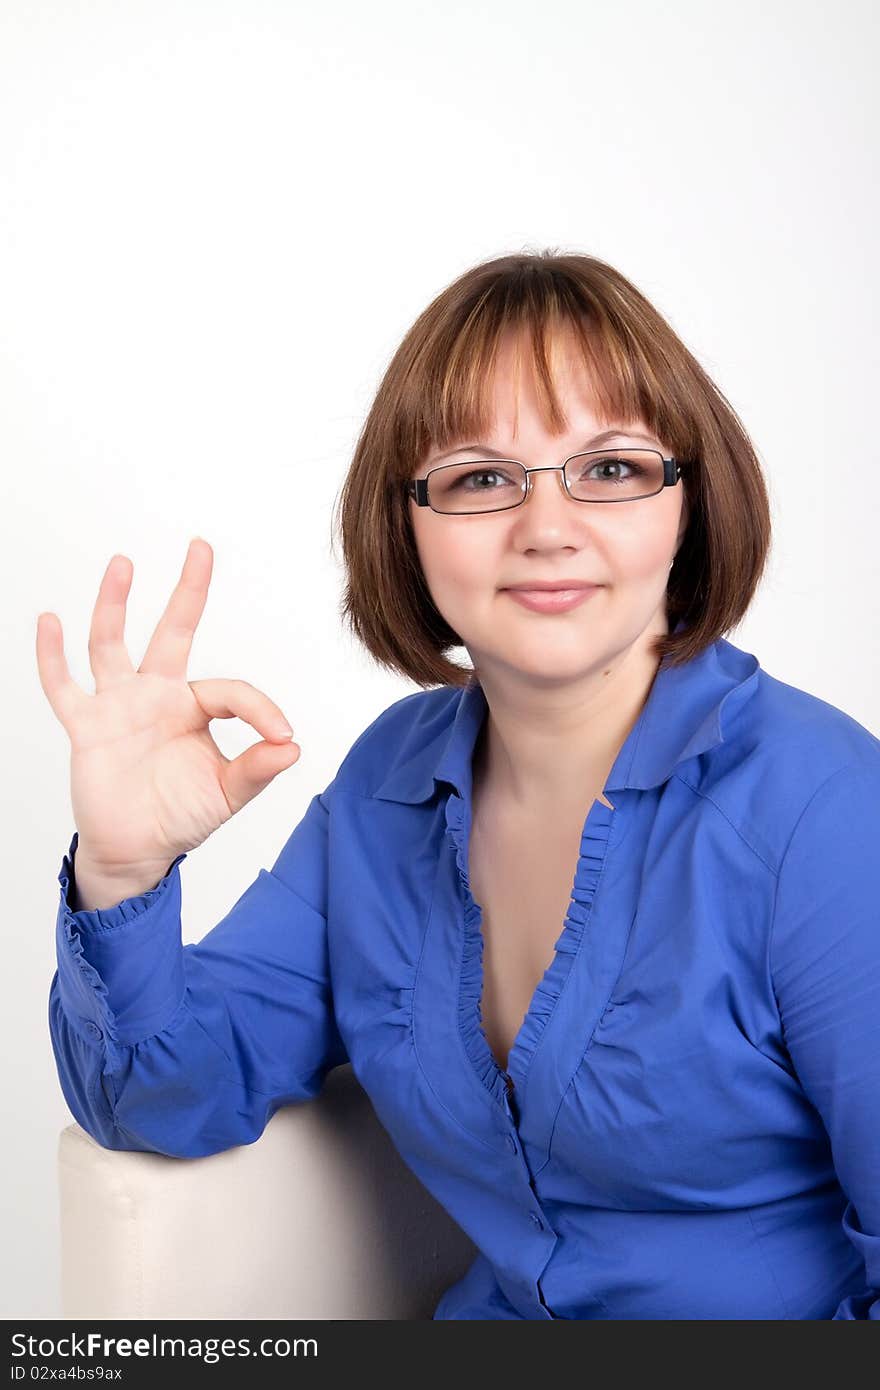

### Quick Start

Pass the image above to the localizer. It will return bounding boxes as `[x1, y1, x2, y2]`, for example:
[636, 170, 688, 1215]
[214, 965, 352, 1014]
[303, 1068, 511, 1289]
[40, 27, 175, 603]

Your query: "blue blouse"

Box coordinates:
[48, 633, 880, 1319]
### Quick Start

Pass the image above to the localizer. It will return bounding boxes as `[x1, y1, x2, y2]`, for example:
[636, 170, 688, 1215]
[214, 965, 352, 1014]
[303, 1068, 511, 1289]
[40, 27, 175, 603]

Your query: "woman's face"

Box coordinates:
[408, 328, 689, 686]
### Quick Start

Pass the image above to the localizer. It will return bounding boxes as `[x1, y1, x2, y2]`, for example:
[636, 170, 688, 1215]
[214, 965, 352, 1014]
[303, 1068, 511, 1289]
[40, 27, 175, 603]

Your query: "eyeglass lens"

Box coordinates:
[425, 449, 665, 513]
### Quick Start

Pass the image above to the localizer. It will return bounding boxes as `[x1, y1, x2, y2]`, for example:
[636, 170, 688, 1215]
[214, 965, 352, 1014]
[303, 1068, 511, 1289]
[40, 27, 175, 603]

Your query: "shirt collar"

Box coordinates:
[372, 622, 761, 805]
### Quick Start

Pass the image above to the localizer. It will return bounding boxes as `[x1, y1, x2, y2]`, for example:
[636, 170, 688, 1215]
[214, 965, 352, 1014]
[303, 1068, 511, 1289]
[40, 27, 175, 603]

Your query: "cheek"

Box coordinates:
[413, 517, 499, 594]
[603, 506, 679, 577]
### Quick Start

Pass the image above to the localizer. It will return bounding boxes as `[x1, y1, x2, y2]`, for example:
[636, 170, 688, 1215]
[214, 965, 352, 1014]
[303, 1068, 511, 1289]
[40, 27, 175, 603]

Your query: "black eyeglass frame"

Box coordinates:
[404, 450, 684, 513]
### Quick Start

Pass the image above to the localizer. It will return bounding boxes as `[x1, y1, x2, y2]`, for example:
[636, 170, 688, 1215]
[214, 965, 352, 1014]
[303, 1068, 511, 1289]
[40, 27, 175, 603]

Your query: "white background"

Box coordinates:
[1, 0, 877, 1318]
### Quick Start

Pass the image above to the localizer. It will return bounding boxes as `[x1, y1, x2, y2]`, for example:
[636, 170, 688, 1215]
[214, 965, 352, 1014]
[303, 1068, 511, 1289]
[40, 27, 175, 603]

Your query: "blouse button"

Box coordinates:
[84, 1021, 103, 1041]
[506, 1134, 518, 1153]
[529, 1212, 544, 1231]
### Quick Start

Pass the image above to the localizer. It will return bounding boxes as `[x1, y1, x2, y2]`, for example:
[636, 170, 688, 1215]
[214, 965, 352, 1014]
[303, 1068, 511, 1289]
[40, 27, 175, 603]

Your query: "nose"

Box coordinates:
[508, 466, 591, 545]
[522, 466, 574, 505]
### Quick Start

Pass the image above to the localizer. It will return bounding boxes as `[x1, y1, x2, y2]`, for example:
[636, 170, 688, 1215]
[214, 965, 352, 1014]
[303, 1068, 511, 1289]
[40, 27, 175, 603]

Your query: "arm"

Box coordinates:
[49, 784, 348, 1158]
[769, 759, 880, 1319]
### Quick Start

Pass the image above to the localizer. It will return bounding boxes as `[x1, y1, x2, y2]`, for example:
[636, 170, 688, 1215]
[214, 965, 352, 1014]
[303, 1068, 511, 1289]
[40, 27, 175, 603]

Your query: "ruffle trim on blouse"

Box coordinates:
[444, 793, 616, 1102]
[444, 792, 511, 1109]
[57, 833, 187, 1076]
[62, 831, 188, 933]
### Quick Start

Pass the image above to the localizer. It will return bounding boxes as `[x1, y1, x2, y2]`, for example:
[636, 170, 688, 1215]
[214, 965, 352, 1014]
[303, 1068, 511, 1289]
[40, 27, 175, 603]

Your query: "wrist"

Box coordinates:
[72, 847, 174, 913]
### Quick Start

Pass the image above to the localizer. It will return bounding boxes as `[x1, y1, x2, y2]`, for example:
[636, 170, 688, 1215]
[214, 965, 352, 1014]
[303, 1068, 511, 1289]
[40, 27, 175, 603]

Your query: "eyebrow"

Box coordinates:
[428, 428, 663, 463]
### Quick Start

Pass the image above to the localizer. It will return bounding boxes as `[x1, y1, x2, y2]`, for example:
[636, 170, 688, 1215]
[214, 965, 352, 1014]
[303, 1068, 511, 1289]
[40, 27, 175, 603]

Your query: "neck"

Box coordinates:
[471, 632, 665, 815]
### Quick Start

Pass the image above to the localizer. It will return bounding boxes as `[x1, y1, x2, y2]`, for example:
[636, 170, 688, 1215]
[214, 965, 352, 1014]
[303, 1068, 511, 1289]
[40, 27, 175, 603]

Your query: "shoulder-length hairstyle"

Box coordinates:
[332, 249, 771, 689]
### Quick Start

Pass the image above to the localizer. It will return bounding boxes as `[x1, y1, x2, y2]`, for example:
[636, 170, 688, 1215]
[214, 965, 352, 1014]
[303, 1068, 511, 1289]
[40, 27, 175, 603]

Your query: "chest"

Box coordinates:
[332, 782, 790, 1214]
[467, 794, 613, 1073]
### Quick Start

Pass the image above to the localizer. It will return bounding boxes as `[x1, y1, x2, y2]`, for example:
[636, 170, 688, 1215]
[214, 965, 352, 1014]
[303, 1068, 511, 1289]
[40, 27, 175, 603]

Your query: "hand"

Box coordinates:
[36, 538, 301, 876]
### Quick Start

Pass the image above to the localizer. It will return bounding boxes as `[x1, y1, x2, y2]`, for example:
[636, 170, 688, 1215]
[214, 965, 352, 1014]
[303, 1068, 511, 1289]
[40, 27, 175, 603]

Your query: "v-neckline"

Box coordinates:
[445, 786, 618, 1110]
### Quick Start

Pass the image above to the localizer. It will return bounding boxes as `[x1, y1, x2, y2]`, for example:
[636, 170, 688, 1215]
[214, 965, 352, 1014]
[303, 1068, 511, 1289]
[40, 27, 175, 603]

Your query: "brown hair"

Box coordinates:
[331, 249, 771, 688]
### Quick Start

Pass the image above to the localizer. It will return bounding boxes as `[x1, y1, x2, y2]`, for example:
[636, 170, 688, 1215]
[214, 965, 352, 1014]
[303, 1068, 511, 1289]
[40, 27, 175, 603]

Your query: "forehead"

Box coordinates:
[491, 326, 602, 410]
[465, 324, 643, 444]
[438, 340, 649, 455]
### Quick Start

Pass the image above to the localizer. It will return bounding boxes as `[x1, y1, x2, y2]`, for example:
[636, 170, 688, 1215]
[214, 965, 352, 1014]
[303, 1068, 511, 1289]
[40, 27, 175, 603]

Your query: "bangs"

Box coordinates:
[393, 266, 696, 476]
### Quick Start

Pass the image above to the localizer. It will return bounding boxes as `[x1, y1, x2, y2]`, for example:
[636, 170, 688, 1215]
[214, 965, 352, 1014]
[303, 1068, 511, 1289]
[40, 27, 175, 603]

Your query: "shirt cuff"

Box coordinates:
[55, 830, 189, 1049]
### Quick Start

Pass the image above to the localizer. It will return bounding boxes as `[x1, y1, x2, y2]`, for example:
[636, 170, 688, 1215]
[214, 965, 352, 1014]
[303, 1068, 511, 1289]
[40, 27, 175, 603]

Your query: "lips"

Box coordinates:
[503, 586, 600, 613]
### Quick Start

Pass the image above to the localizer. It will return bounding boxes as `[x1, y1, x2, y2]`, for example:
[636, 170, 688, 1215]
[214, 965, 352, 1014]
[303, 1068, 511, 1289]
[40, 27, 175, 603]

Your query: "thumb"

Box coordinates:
[220, 738, 302, 817]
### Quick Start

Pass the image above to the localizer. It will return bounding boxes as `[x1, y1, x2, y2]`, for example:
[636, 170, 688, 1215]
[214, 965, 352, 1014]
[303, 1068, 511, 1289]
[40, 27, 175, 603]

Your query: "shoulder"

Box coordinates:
[329, 685, 462, 797]
[690, 645, 880, 869]
[744, 658, 880, 789]
[751, 660, 880, 768]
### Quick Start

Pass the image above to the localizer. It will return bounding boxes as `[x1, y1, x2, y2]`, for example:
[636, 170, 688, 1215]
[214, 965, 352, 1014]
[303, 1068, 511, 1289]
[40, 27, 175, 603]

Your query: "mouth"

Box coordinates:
[503, 581, 600, 592]
[502, 585, 601, 613]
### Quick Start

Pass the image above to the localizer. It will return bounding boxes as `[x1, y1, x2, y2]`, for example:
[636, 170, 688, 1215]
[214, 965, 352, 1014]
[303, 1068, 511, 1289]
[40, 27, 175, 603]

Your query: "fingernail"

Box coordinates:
[276, 725, 294, 739]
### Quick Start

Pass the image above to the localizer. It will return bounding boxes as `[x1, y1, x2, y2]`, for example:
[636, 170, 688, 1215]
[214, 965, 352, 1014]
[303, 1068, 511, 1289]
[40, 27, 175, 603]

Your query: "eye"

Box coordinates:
[453, 466, 519, 490]
[575, 452, 649, 486]
[584, 455, 638, 479]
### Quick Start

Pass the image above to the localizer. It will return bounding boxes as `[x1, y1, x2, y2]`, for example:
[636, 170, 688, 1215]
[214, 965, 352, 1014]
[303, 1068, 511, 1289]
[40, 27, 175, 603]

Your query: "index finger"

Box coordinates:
[139, 537, 214, 680]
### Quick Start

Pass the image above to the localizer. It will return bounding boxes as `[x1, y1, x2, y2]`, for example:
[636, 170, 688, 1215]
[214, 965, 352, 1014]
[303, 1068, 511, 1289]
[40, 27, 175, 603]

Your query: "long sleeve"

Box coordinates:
[48, 785, 349, 1158]
[769, 759, 880, 1319]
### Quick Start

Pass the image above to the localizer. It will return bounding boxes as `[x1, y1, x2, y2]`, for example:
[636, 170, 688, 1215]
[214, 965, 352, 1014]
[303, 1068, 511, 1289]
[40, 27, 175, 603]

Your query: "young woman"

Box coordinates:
[40, 251, 880, 1319]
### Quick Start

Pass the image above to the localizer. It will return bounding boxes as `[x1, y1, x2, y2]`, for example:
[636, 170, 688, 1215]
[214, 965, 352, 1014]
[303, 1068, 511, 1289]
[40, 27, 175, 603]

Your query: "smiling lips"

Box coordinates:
[503, 584, 601, 613]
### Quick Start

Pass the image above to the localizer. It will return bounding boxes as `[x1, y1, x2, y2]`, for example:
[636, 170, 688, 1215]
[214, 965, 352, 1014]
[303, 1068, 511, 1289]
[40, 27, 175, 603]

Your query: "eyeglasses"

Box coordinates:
[405, 448, 684, 515]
